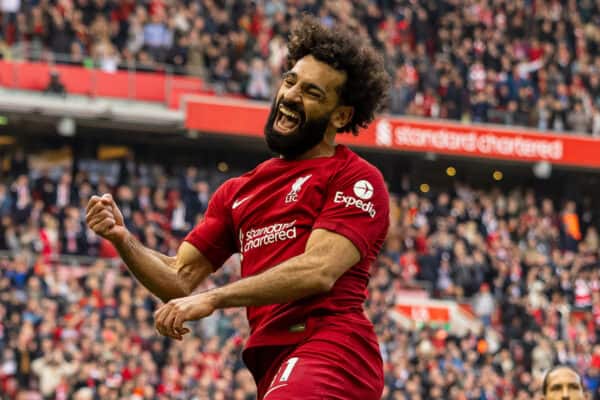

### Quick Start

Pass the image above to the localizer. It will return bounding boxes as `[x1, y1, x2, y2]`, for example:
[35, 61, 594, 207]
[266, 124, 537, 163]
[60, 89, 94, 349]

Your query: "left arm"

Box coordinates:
[154, 228, 359, 339]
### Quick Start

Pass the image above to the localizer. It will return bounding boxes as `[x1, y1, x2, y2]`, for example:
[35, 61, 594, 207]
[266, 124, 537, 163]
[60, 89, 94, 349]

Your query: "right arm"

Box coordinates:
[112, 231, 214, 301]
[86, 194, 213, 302]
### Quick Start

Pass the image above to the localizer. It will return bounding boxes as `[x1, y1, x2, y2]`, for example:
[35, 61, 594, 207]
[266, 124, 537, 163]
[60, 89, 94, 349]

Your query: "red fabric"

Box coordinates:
[184, 145, 389, 351]
[379, 19, 413, 47]
[422, 92, 437, 117]
[38, 227, 54, 262]
[399, 252, 420, 279]
[528, 46, 544, 61]
[247, 314, 383, 400]
[156, 382, 182, 395]
[575, 280, 592, 307]
[415, 235, 427, 254]
[250, 10, 264, 37]
[99, 238, 119, 259]
[148, 0, 165, 16]
[111, 0, 135, 22]
[531, 308, 544, 325]
[121, 366, 141, 381]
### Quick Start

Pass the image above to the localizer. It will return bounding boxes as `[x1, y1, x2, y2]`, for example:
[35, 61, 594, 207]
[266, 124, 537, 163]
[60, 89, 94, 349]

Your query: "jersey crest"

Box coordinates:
[285, 174, 312, 203]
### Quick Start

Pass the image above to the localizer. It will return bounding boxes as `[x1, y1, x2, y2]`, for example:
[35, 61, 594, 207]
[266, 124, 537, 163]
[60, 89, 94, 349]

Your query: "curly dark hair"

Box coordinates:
[287, 15, 390, 135]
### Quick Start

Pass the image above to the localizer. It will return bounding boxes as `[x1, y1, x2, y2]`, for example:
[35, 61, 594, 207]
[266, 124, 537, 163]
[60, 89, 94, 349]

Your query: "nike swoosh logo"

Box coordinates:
[232, 195, 252, 209]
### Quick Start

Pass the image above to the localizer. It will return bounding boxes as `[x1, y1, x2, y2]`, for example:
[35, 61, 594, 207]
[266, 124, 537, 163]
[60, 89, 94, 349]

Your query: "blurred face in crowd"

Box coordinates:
[544, 367, 587, 400]
[264, 55, 353, 159]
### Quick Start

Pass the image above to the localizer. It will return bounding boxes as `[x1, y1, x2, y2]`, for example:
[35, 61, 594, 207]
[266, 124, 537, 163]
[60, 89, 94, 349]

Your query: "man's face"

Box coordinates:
[264, 55, 347, 159]
[544, 368, 587, 400]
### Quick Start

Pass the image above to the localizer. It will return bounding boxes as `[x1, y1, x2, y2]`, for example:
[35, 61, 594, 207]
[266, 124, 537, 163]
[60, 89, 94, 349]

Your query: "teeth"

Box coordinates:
[279, 106, 299, 120]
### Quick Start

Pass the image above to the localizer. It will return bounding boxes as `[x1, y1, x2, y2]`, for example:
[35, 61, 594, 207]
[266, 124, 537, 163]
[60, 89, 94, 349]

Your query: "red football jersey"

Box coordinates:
[184, 145, 389, 349]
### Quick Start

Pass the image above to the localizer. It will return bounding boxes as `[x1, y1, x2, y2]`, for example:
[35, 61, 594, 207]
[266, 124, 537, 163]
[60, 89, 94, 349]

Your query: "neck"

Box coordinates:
[295, 129, 337, 160]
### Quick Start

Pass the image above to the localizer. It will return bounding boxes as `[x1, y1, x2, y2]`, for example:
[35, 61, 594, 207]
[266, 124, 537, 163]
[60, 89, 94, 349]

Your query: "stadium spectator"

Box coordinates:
[569, 101, 591, 133]
[31, 349, 79, 398]
[2, 1, 600, 134]
[44, 71, 66, 96]
[473, 282, 495, 327]
[1, 145, 600, 398]
[6, 4, 600, 395]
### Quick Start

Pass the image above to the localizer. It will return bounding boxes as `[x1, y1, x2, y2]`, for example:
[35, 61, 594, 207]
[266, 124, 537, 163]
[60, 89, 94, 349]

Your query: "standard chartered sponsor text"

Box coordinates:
[242, 220, 297, 252]
[393, 126, 563, 160]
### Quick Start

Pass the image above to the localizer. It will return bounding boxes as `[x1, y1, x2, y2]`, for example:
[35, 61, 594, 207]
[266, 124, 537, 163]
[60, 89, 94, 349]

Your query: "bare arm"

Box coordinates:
[206, 228, 360, 308]
[86, 194, 213, 302]
[154, 228, 362, 340]
[111, 231, 185, 302]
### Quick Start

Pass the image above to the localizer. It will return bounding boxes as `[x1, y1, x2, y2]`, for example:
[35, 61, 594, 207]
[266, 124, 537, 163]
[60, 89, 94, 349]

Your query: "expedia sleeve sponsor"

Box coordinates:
[312, 165, 390, 259]
[333, 192, 377, 218]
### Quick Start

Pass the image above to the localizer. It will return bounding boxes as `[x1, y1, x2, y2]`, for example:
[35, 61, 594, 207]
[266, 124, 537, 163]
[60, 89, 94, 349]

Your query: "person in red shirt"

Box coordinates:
[86, 15, 390, 400]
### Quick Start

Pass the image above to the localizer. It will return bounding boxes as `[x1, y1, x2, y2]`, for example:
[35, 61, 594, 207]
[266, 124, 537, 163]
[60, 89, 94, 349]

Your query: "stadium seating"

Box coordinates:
[1, 1, 600, 133]
[1, 152, 600, 399]
[3, 1, 600, 398]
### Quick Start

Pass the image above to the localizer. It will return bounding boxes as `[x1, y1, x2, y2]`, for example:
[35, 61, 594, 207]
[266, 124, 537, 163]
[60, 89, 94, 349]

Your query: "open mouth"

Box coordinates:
[274, 104, 302, 134]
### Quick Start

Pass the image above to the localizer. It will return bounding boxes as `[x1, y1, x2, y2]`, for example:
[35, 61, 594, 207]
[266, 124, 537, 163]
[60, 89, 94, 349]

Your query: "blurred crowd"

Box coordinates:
[378, 180, 600, 399]
[2, 0, 600, 133]
[1, 150, 600, 400]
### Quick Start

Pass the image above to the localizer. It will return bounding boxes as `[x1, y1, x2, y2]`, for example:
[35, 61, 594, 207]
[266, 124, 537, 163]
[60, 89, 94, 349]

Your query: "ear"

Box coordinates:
[330, 106, 354, 130]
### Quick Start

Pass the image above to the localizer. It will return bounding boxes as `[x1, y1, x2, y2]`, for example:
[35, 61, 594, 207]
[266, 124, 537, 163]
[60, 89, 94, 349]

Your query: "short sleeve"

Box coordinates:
[184, 181, 236, 271]
[313, 163, 390, 259]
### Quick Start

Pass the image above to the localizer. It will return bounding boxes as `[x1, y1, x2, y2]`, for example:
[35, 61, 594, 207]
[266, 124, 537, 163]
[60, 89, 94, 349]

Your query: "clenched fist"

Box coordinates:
[86, 194, 127, 243]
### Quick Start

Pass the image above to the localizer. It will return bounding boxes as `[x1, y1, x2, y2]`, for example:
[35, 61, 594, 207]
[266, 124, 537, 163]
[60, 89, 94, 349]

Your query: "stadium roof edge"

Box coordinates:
[0, 89, 184, 130]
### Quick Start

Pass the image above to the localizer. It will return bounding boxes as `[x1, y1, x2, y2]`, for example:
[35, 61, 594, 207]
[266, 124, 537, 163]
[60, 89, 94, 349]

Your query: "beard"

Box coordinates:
[263, 97, 331, 159]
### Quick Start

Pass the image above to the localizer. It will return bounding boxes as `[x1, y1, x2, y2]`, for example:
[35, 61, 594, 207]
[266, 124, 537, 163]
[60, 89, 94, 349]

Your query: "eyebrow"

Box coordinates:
[282, 71, 327, 97]
[550, 382, 582, 390]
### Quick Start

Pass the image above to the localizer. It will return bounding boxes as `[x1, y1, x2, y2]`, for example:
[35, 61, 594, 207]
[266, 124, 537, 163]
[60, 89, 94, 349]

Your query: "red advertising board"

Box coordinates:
[0, 60, 205, 108]
[185, 95, 600, 169]
[395, 304, 450, 323]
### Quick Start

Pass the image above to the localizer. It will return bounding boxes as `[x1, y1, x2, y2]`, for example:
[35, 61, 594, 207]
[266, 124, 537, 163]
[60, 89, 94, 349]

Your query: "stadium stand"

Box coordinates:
[2, 1, 600, 399]
[1, 149, 600, 399]
[1, 1, 600, 133]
